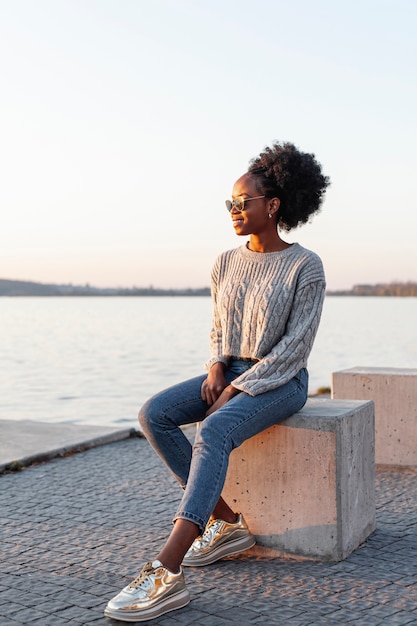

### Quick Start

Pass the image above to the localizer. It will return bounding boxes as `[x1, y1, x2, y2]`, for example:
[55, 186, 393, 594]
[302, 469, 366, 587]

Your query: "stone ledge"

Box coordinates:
[0, 419, 141, 474]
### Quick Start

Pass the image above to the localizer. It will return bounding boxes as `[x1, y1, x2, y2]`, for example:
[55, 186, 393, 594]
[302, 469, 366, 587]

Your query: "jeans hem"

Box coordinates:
[173, 511, 206, 534]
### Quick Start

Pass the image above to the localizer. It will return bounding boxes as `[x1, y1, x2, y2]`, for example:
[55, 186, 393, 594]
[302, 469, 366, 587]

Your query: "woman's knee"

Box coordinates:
[138, 376, 207, 431]
[195, 417, 232, 455]
[138, 396, 162, 432]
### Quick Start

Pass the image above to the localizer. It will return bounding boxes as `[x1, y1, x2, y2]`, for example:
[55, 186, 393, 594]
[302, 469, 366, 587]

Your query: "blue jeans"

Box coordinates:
[138, 360, 308, 533]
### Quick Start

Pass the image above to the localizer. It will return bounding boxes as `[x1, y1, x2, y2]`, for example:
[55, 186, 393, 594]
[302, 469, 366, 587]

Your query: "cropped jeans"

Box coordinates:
[138, 359, 308, 533]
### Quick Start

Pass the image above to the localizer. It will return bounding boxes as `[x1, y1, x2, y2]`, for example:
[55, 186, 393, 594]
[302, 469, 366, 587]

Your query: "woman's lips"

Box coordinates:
[232, 218, 244, 228]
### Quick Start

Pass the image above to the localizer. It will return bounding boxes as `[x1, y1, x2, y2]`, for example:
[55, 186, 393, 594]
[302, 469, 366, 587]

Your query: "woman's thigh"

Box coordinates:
[197, 368, 308, 450]
[139, 374, 209, 429]
[139, 361, 258, 429]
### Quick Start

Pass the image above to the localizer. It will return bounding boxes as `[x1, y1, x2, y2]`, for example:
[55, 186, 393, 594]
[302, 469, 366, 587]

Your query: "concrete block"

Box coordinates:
[332, 367, 417, 467]
[222, 397, 375, 561]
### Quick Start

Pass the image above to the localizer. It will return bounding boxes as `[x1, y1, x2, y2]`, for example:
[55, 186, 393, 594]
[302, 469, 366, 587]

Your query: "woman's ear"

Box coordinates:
[269, 197, 281, 216]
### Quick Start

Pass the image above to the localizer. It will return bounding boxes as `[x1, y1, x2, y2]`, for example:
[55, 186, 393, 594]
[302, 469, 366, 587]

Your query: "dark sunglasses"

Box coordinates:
[225, 195, 265, 212]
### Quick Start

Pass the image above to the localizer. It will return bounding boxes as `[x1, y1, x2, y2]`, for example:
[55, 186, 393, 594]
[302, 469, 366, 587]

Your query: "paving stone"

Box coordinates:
[6, 606, 51, 623]
[29, 617, 72, 625]
[0, 618, 26, 626]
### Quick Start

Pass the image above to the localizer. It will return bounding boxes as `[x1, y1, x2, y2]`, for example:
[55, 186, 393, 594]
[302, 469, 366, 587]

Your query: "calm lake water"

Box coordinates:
[1, 296, 416, 428]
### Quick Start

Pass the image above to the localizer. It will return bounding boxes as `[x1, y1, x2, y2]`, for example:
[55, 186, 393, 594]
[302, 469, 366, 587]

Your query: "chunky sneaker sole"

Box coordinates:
[104, 560, 190, 622]
[104, 588, 190, 622]
[182, 513, 256, 567]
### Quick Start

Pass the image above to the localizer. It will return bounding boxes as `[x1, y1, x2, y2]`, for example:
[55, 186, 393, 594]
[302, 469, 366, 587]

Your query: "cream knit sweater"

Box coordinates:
[205, 242, 326, 396]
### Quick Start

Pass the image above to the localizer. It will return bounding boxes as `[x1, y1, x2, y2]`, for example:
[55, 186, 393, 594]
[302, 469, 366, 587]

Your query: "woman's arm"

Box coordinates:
[205, 255, 229, 371]
[231, 279, 326, 396]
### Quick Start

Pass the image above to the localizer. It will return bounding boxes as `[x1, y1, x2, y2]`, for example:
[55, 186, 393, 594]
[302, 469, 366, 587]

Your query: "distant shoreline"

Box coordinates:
[0, 279, 416, 297]
[0, 279, 210, 297]
[326, 282, 417, 297]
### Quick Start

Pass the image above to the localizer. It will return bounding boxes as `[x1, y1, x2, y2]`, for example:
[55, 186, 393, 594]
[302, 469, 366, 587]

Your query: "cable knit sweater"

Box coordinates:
[205, 242, 326, 396]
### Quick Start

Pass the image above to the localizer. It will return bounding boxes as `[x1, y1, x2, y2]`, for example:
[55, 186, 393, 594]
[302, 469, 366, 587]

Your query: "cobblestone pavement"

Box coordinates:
[1, 434, 416, 626]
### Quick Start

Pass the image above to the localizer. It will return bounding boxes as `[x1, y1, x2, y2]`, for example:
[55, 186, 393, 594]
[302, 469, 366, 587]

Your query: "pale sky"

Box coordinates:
[1, 0, 416, 290]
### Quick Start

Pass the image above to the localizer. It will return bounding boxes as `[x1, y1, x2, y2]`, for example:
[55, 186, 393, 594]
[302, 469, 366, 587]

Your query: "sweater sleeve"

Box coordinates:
[205, 255, 229, 371]
[231, 278, 326, 396]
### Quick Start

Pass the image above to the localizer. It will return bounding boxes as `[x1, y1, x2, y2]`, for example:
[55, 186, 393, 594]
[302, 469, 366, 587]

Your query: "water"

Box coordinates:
[1, 296, 416, 428]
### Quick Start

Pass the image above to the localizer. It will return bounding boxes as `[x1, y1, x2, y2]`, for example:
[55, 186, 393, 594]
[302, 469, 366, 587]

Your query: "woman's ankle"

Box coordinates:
[210, 511, 238, 524]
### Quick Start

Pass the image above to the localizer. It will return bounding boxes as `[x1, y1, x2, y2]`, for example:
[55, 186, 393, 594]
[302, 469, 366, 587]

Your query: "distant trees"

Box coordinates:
[0, 279, 211, 297]
[328, 282, 417, 297]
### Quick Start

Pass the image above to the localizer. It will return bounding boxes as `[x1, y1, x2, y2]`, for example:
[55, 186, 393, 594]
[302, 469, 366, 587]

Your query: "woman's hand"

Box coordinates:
[205, 384, 240, 416]
[201, 362, 227, 406]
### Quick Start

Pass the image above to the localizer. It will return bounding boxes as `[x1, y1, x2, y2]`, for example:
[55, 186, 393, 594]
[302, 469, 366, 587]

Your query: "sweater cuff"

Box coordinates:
[205, 356, 229, 371]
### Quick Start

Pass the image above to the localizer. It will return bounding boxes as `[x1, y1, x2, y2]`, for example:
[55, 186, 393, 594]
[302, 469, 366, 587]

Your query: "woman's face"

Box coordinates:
[229, 174, 271, 237]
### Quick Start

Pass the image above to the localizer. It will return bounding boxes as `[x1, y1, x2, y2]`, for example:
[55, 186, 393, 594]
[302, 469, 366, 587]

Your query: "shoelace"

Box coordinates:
[198, 519, 223, 547]
[129, 561, 155, 589]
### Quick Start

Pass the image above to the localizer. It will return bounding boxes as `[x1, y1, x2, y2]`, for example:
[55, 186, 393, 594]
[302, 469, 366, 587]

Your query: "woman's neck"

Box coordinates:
[247, 233, 291, 253]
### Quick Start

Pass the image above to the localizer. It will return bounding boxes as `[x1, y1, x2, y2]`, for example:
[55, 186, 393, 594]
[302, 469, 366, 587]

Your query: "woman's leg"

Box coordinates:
[137, 366, 250, 574]
[104, 369, 309, 622]
[157, 519, 200, 573]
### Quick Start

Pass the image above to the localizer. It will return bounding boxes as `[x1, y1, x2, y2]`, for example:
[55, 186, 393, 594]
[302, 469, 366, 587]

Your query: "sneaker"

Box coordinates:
[182, 513, 256, 567]
[104, 560, 190, 622]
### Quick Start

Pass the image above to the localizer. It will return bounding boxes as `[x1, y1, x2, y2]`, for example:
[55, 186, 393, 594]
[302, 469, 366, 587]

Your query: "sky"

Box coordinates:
[1, 0, 416, 290]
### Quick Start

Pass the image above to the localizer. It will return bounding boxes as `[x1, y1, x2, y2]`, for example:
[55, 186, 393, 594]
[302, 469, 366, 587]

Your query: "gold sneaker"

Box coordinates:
[104, 560, 190, 622]
[182, 513, 256, 567]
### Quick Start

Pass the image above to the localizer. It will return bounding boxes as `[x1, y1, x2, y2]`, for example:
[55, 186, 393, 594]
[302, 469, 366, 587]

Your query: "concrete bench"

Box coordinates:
[222, 397, 375, 561]
[332, 367, 417, 468]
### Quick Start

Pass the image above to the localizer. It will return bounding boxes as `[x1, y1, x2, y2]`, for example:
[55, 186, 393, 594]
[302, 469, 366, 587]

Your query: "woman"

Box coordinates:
[105, 141, 330, 622]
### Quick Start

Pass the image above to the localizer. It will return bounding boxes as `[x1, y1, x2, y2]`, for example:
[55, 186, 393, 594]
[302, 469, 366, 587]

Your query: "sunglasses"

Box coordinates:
[225, 195, 265, 213]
